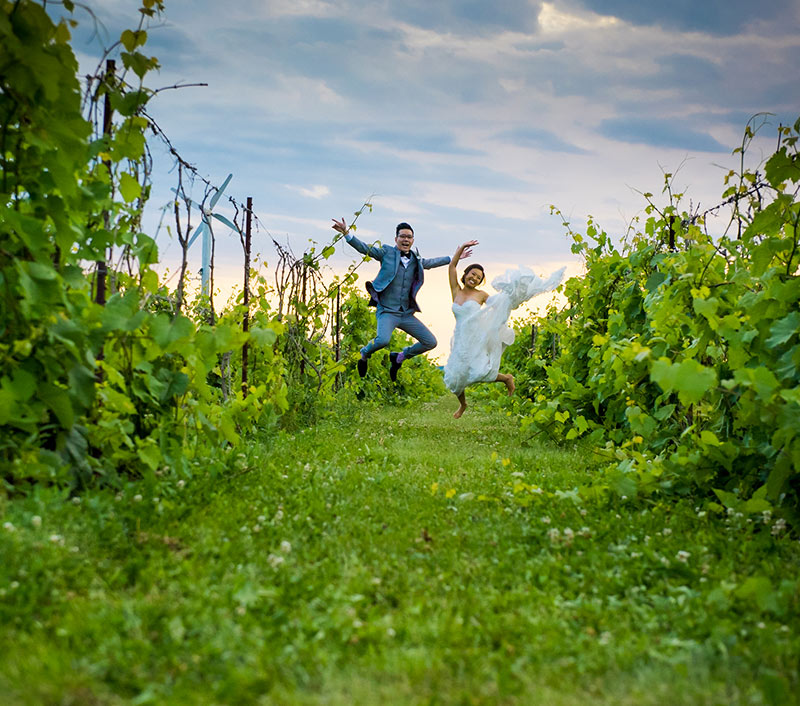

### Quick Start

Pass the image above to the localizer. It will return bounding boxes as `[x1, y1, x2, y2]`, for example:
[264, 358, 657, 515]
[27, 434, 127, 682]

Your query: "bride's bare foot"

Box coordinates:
[505, 375, 515, 396]
[453, 392, 467, 419]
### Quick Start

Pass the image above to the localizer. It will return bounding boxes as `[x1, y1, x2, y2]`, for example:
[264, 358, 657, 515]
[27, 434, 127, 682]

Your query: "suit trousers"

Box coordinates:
[361, 311, 437, 358]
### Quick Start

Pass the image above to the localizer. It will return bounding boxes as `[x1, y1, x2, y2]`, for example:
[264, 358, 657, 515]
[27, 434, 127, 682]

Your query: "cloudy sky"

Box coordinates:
[65, 0, 800, 358]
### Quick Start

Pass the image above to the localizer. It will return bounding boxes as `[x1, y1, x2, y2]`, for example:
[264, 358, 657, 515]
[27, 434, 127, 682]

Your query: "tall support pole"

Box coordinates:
[241, 197, 252, 397]
[335, 285, 341, 363]
[668, 215, 676, 251]
[335, 285, 341, 390]
[201, 220, 212, 300]
[300, 265, 307, 376]
[96, 58, 115, 306]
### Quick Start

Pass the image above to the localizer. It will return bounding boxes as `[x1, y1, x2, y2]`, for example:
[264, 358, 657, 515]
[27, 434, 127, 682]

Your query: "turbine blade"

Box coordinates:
[187, 221, 207, 249]
[212, 213, 238, 231]
[170, 188, 202, 211]
[209, 173, 233, 208]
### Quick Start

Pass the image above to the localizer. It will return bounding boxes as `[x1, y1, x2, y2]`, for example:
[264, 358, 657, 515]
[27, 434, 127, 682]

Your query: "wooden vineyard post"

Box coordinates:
[96, 59, 115, 306]
[241, 197, 252, 396]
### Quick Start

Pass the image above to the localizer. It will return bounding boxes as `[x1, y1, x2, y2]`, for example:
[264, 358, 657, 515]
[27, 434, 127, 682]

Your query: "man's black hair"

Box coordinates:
[396, 222, 414, 236]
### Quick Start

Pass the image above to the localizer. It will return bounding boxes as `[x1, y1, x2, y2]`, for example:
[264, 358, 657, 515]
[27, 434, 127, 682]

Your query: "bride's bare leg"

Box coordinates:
[453, 392, 467, 419]
[496, 373, 515, 396]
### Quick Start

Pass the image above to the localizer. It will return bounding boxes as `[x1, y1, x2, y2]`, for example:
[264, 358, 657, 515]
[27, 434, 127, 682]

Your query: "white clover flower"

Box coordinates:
[756, 622, 766, 629]
[236, 605, 247, 616]
[772, 518, 787, 536]
[177, 480, 185, 490]
[280, 540, 292, 554]
[386, 627, 396, 638]
[49, 534, 63, 544]
[541, 516, 551, 525]
[727, 507, 735, 515]
[353, 619, 363, 629]
[371, 577, 382, 585]
[578, 526, 591, 538]
[133, 494, 142, 503]
[115, 494, 123, 502]
[662, 528, 672, 536]
[547, 528, 560, 544]
[598, 631, 612, 645]
[31, 516, 42, 528]
[676, 550, 690, 563]
[268, 553, 284, 568]
[252, 525, 261, 533]
[3, 522, 15, 533]
[274, 510, 284, 522]
[563, 528, 575, 545]
[257, 515, 266, 523]
[580, 508, 587, 516]
[697, 510, 706, 518]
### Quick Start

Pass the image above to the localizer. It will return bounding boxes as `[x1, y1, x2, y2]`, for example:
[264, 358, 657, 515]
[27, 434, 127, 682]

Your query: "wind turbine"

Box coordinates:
[176, 173, 238, 298]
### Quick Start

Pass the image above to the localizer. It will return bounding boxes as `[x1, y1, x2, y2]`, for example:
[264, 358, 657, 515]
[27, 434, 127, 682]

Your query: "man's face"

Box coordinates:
[395, 229, 414, 254]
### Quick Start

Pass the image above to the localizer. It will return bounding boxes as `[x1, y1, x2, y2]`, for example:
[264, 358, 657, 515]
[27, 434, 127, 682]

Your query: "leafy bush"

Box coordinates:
[506, 116, 800, 516]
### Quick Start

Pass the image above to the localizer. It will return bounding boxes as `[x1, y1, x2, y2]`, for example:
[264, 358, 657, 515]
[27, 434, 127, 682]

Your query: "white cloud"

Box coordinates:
[288, 184, 331, 199]
[538, 2, 621, 33]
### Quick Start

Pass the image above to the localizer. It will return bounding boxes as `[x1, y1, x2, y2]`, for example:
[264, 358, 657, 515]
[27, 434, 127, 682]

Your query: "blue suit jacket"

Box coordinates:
[344, 233, 450, 312]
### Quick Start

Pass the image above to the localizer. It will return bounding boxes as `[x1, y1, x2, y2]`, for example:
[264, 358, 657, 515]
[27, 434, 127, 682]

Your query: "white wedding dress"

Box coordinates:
[443, 266, 566, 395]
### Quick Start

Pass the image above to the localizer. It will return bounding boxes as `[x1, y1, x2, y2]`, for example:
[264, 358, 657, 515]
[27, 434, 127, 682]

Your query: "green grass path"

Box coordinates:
[1, 396, 798, 705]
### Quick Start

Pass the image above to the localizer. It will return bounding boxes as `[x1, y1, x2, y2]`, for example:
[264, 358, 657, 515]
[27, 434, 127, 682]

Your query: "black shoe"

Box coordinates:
[389, 352, 403, 382]
[357, 357, 368, 378]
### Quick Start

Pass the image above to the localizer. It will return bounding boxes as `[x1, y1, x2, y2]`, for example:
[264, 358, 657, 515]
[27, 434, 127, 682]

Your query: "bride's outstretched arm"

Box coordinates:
[449, 240, 478, 301]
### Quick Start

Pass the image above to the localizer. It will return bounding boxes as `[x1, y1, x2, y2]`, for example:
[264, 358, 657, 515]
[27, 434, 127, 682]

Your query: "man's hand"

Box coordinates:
[331, 217, 349, 235]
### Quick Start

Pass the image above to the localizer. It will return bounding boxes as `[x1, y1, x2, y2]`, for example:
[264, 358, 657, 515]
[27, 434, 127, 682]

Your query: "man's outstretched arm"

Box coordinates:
[421, 254, 452, 269]
[331, 217, 385, 260]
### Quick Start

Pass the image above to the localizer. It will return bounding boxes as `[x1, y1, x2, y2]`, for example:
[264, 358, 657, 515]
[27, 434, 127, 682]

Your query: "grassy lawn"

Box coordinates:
[1, 395, 798, 705]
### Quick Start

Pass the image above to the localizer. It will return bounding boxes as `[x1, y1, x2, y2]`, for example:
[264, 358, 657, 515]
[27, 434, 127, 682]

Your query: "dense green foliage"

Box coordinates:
[504, 118, 800, 518]
[0, 0, 441, 493]
[2, 398, 798, 704]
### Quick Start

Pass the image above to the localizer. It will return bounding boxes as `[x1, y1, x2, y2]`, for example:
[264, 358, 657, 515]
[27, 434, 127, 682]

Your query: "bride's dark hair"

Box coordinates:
[461, 263, 485, 285]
